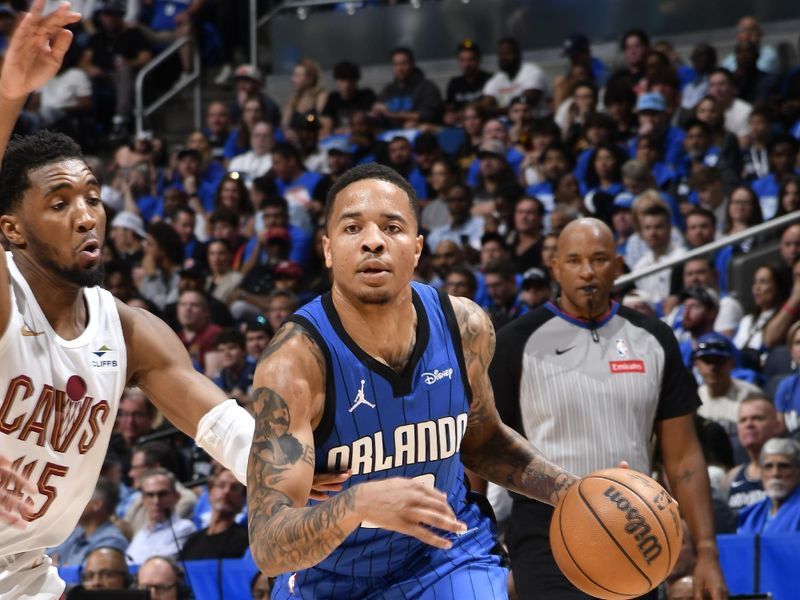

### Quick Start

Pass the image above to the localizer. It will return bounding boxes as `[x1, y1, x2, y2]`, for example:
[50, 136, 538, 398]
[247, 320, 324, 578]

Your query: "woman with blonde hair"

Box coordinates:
[282, 59, 328, 137]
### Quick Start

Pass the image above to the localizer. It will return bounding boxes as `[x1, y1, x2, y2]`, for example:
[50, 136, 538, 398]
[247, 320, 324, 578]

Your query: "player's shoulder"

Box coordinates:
[255, 318, 326, 375]
[615, 305, 678, 350]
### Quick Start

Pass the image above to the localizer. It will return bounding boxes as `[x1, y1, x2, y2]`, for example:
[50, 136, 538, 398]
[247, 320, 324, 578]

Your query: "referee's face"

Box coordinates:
[552, 219, 621, 320]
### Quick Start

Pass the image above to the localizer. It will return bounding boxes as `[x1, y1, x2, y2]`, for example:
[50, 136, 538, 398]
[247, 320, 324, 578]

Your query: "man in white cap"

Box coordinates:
[109, 210, 146, 272]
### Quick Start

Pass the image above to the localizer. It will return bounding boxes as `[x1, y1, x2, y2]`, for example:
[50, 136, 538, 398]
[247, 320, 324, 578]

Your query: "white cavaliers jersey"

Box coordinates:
[0, 252, 127, 555]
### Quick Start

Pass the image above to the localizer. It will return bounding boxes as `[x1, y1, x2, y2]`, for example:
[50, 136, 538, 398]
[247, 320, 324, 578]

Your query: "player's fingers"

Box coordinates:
[403, 523, 453, 550]
[1, 467, 37, 496]
[312, 482, 344, 493]
[49, 28, 73, 62]
[312, 471, 351, 486]
[308, 490, 331, 502]
[402, 506, 465, 535]
[617, 460, 630, 469]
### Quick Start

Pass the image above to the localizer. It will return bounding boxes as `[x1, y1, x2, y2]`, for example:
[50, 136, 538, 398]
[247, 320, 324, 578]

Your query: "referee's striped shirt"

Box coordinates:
[489, 301, 700, 480]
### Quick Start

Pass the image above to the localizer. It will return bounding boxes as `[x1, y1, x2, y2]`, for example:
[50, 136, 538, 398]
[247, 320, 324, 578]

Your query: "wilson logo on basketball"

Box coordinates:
[603, 485, 663, 564]
[608, 360, 645, 373]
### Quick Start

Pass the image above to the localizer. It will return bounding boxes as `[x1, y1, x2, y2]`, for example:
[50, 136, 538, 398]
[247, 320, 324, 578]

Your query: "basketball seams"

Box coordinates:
[590, 475, 674, 573]
[557, 486, 644, 598]
[576, 480, 654, 590]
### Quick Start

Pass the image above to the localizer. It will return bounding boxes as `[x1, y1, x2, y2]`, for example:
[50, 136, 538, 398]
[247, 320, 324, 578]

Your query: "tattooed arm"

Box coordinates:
[656, 414, 727, 600]
[247, 322, 466, 576]
[451, 295, 577, 506]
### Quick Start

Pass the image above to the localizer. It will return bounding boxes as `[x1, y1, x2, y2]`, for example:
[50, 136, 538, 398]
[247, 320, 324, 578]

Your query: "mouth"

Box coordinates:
[580, 285, 598, 295]
[77, 239, 101, 262]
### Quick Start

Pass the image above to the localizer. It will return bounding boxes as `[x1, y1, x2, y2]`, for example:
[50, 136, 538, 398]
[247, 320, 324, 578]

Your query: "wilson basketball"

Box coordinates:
[550, 468, 682, 599]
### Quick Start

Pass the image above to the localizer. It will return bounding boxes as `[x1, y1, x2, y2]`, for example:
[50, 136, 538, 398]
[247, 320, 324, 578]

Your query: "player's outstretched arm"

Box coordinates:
[0, 0, 80, 156]
[0, 0, 80, 335]
[118, 301, 253, 482]
[248, 322, 467, 577]
[451, 295, 578, 506]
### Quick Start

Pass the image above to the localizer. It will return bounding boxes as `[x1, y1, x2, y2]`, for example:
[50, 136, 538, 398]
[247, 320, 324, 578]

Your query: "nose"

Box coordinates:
[74, 197, 97, 233]
[360, 223, 385, 254]
[578, 258, 595, 279]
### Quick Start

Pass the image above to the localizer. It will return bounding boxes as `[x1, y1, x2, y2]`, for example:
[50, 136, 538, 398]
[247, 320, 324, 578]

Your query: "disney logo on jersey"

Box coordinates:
[90, 344, 119, 371]
[421, 367, 453, 385]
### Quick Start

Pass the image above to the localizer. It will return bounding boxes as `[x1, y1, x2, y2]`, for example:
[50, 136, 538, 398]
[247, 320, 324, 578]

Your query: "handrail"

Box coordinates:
[615, 211, 800, 289]
[134, 36, 201, 137]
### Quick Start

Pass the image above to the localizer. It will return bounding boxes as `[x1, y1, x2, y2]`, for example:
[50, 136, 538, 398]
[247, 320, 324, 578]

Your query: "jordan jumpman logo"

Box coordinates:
[349, 379, 376, 412]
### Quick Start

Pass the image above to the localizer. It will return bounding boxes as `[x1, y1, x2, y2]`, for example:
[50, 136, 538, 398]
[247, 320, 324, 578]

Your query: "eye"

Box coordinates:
[385, 224, 401, 234]
[51, 200, 66, 211]
[344, 224, 360, 234]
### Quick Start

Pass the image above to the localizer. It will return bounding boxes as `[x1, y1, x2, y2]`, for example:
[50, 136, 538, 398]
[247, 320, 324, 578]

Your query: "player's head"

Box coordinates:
[0, 131, 105, 287]
[552, 218, 623, 321]
[323, 163, 423, 306]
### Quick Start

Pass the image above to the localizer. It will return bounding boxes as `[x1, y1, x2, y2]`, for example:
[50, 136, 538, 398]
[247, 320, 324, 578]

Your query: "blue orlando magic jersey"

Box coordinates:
[289, 282, 481, 578]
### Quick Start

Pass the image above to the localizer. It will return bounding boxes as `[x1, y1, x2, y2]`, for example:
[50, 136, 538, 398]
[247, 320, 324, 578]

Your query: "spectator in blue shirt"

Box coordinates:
[775, 321, 800, 435]
[49, 479, 129, 567]
[629, 91, 686, 171]
[738, 438, 800, 534]
[751, 134, 800, 221]
[526, 142, 574, 213]
[212, 329, 255, 407]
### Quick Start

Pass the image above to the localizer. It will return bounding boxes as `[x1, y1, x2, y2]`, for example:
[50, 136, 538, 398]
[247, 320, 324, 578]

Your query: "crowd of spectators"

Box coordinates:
[16, 4, 800, 597]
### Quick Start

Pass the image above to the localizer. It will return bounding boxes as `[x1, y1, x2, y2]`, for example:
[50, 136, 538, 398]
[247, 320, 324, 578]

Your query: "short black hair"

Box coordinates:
[208, 207, 239, 227]
[0, 131, 86, 215]
[259, 194, 289, 214]
[768, 133, 799, 155]
[620, 28, 650, 51]
[391, 47, 415, 62]
[271, 141, 302, 163]
[214, 327, 246, 349]
[484, 258, 517, 281]
[333, 60, 360, 81]
[148, 221, 185, 266]
[685, 206, 717, 228]
[324, 162, 419, 231]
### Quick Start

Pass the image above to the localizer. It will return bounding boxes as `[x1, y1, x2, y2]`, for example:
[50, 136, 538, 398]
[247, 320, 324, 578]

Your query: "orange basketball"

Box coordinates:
[549, 468, 683, 599]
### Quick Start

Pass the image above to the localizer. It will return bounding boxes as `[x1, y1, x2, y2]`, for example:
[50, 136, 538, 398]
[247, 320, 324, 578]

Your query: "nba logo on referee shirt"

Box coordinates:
[615, 338, 629, 357]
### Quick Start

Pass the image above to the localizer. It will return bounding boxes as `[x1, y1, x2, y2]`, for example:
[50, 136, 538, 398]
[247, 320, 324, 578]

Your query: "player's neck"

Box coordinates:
[13, 251, 88, 335]
[330, 284, 417, 368]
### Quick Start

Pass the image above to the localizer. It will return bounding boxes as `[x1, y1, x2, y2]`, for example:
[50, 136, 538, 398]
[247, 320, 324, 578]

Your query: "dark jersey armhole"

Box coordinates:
[437, 289, 473, 405]
[287, 315, 336, 448]
[617, 305, 701, 421]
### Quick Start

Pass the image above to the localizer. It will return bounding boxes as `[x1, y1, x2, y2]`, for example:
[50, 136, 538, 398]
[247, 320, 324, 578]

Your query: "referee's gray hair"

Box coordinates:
[760, 438, 800, 467]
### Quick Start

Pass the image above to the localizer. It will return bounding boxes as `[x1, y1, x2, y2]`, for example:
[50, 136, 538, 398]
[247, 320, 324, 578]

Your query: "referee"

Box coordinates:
[489, 218, 727, 600]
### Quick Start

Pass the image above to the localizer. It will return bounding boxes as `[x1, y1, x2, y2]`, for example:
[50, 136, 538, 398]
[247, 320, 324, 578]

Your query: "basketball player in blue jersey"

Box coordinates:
[247, 163, 579, 599]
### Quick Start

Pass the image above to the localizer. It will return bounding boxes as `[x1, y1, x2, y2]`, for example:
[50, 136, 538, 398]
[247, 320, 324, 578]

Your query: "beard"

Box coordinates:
[25, 229, 106, 287]
[355, 289, 392, 305]
[764, 478, 792, 501]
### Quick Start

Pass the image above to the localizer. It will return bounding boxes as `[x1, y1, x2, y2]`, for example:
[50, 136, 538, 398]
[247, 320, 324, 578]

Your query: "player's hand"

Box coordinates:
[309, 470, 351, 501]
[354, 477, 467, 549]
[692, 551, 728, 600]
[0, 0, 81, 102]
[0, 455, 36, 528]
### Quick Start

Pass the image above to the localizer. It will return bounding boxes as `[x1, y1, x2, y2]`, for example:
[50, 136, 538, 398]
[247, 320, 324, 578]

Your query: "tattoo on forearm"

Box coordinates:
[247, 381, 358, 573]
[452, 296, 576, 506]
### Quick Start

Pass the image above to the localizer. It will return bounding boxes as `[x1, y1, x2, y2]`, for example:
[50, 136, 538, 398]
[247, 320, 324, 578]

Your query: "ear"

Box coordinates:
[322, 233, 332, 269]
[413, 234, 423, 269]
[0, 214, 25, 247]
[614, 255, 625, 279]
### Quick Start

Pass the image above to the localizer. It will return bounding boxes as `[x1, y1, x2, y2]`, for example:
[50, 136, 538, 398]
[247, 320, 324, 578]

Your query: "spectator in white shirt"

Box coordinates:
[481, 37, 549, 115]
[228, 121, 274, 187]
[708, 68, 752, 140]
[633, 200, 686, 304]
[426, 182, 485, 256]
[126, 469, 196, 565]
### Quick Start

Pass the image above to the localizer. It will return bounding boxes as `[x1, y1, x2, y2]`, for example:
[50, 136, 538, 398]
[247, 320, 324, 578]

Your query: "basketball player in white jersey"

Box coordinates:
[0, 3, 254, 597]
